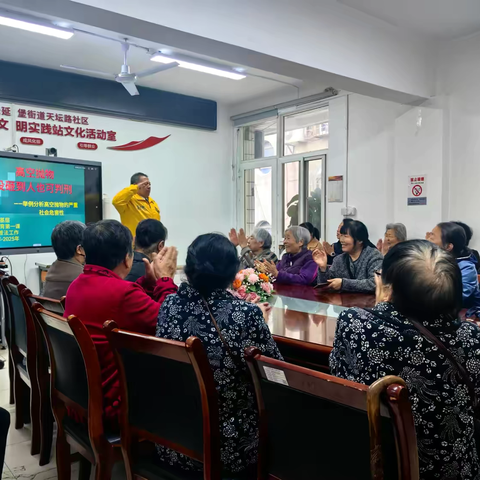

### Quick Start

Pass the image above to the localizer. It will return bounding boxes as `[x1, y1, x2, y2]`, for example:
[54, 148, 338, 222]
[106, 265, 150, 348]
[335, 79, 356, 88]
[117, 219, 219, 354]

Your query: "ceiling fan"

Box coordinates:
[61, 41, 179, 96]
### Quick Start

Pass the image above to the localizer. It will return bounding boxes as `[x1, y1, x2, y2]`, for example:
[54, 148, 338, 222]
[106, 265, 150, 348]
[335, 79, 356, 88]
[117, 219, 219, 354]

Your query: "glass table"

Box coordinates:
[266, 283, 375, 347]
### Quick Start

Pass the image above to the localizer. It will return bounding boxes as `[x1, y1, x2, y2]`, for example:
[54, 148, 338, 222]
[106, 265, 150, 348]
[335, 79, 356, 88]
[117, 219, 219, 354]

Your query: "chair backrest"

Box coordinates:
[245, 348, 419, 480]
[33, 306, 105, 445]
[22, 292, 65, 377]
[29, 294, 65, 315]
[104, 321, 221, 480]
[272, 335, 332, 373]
[0, 275, 17, 349]
[3, 277, 34, 358]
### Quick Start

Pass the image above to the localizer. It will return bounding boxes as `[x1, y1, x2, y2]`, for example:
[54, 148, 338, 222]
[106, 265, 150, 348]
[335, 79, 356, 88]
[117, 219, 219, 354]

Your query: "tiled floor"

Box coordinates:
[1, 350, 127, 479]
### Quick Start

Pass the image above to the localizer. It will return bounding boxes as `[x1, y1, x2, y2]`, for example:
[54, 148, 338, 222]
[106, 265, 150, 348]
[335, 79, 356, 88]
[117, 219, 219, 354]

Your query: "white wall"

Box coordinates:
[330, 94, 444, 244]
[393, 105, 444, 239]
[346, 95, 403, 243]
[325, 96, 348, 242]
[0, 102, 233, 292]
[438, 33, 480, 250]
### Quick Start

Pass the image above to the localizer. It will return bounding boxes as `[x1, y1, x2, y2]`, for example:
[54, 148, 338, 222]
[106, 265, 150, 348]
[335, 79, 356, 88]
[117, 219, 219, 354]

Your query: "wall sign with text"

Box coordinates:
[407, 175, 427, 206]
[0, 106, 171, 152]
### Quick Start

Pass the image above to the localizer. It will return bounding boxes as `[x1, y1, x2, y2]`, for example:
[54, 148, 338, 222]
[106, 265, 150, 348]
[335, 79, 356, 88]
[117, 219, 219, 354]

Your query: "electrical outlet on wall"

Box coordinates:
[341, 206, 357, 217]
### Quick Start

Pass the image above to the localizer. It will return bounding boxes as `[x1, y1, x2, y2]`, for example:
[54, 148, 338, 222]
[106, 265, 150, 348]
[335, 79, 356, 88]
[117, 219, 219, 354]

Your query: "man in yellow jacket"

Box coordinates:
[112, 172, 160, 237]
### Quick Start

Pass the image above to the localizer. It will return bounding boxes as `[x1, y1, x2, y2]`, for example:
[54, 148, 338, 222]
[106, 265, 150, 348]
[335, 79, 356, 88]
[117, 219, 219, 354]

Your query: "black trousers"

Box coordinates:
[0, 407, 10, 476]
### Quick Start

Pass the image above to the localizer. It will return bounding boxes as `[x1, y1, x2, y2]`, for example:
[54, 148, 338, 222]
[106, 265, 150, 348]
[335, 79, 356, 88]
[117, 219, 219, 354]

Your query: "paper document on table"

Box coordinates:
[264, 366, 289, 386]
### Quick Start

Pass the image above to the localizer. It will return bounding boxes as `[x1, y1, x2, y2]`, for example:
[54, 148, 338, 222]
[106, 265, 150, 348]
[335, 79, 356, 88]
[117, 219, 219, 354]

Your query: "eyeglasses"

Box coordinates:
[374, 270, 382, 277]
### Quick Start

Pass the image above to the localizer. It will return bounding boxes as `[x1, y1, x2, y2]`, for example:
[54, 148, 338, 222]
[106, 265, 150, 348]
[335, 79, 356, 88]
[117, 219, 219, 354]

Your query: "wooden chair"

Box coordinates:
[33, 305, 122, 480]
[21, 291, 65, 465]
[104, 320, 221, 480]
[27, 293, 65, 315]
[0, 273, 16, 406]
[273, 335, 332, 373]
[245, 348, 419, 480]
[2, 276, 42, 457]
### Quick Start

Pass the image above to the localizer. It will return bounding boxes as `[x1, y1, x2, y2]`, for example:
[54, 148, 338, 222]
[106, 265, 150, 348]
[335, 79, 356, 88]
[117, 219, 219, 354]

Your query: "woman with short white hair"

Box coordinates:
[229, 227, 278, 269]
[263, 226, 318, 285]
[377, 223, 407, 255]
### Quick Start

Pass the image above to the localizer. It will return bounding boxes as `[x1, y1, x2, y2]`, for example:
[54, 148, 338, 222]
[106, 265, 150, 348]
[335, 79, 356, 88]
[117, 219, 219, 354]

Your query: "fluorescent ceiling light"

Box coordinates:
[151, 54, 246, 80]
[0, 14, 74, 39]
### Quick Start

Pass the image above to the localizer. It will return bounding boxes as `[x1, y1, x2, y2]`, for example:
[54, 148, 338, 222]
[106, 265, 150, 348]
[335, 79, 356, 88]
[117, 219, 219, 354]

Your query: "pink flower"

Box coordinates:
[235, 272, 245, 282]
[237, 285, 247, 298]
[261, 282, 272, 295]
[245, 292, 260, 303]
[243, 268, 255, 276]
[247, 274, 259, 284]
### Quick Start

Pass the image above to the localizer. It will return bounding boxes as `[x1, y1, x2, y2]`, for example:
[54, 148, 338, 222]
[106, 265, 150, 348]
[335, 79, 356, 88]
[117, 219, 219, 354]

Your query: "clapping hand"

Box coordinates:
[254, 260, 267, 273]
[263, 260, 279, 278]
[229, 228, 239, 247]
[237, 228, 248, 248]
[229, 228, 248, 248]
[312, 246, 328, 271]
[377, 238, 388, 255]
[143, 246, 178, 282]
[322, 241, 334, 256]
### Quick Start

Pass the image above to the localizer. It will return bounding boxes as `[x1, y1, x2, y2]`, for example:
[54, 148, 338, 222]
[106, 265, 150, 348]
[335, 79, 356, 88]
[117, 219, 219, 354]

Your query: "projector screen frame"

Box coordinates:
[0, 151, 102, 256]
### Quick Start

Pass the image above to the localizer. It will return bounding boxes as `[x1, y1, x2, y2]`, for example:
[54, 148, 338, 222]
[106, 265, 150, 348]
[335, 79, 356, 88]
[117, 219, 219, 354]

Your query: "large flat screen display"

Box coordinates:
[0, 152, 102, 255]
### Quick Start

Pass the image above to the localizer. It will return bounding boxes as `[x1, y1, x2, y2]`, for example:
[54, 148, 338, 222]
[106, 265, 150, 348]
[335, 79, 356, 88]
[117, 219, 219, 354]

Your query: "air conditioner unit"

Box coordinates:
[304, 126, 316, 139]
[286, 129, 307, 143]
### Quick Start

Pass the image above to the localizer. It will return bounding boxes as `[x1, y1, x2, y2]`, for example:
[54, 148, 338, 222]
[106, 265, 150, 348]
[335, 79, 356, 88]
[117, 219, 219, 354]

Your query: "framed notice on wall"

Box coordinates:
[407, 175, 427, 206]
[328, 175, 344, 203]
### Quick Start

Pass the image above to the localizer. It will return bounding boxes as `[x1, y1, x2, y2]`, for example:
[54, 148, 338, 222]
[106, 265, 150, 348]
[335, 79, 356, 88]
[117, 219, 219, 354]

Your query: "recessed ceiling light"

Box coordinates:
[0, 14, 74, 39]
[151, 53, 246, 80]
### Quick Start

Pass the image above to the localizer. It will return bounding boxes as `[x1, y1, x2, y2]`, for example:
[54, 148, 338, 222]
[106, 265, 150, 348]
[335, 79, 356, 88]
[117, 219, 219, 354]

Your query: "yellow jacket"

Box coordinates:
[112, 185, 160, 237]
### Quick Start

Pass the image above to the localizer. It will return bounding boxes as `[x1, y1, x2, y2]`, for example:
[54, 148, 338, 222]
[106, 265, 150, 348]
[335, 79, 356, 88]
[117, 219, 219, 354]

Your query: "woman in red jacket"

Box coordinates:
[64, 219, 178, 425]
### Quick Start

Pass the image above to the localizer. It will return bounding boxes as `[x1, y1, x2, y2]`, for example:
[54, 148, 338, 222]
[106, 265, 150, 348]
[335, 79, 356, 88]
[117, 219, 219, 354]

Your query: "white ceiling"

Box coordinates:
[337, 0, 480, 41]
[0, 25, 299, 104]
[73, 0, 480, 42]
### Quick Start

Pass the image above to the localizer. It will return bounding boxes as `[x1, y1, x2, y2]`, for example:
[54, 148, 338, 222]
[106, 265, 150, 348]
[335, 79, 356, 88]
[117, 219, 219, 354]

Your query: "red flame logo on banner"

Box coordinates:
[107, 135, 170, 151]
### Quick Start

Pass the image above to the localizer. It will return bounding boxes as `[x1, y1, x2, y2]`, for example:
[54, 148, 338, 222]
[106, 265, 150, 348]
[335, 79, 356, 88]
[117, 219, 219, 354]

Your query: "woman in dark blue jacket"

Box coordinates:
[428, 221, 480, 318]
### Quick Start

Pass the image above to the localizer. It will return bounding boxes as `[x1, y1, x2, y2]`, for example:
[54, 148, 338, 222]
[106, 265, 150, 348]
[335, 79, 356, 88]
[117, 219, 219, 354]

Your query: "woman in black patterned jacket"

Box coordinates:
[155, 233, 282, 476]
[330, 240, 480, 480]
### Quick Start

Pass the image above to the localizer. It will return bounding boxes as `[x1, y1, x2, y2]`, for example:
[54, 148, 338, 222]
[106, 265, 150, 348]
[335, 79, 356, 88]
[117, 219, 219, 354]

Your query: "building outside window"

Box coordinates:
[236, 104, 329, 254]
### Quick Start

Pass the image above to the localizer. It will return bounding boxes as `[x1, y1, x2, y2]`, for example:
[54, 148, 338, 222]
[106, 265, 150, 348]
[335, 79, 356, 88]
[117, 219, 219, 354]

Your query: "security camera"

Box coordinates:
[46, 147, 57, 157]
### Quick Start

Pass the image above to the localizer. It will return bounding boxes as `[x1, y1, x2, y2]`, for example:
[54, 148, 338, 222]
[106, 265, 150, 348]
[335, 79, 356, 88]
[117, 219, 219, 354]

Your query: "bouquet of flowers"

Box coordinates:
[229, 267, 275, 303]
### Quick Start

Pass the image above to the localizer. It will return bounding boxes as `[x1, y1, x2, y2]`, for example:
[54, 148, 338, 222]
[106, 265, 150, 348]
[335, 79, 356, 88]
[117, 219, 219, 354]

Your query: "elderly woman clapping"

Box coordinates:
[263, 226, 318, 285]
[377, 223, 407, 255]
[230, 227, 278, 269]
